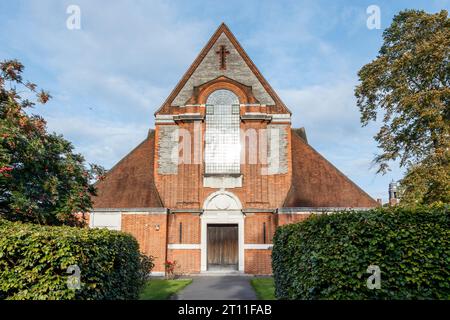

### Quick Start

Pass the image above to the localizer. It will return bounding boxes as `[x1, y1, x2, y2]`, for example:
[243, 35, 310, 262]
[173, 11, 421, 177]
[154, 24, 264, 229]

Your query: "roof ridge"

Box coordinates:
[288, 129, 378, 206]
[154, 23, 291, 114]
[92, 131, 163, 208]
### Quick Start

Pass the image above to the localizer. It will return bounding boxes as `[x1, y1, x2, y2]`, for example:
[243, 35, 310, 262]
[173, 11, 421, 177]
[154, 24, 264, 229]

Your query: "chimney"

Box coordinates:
[388, 180, 399, 206]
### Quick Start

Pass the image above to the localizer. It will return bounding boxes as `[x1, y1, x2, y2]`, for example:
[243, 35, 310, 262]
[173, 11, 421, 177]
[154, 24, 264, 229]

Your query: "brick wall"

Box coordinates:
[117, 212, 314, 275]
[167, 249, 201, 274]
[168, 213, 201, 244]
[121, 214, 167, 272]
[244, 249, 272, 274]
[278, 213, 311, 226]
[154, 119, 292, 210]
[244, 213, 275, 244]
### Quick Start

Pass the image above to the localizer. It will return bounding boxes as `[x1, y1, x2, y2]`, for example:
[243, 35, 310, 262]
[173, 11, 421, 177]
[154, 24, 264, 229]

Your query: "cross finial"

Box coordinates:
[216, 45, 230, 70]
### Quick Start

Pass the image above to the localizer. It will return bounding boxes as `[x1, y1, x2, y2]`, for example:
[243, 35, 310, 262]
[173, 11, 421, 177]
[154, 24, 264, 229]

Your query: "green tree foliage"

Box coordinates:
[272, 206, 450, 300]
[355, 10, 450, 205]
[0, 60, 105, 226]
[0, 219, 154, 300]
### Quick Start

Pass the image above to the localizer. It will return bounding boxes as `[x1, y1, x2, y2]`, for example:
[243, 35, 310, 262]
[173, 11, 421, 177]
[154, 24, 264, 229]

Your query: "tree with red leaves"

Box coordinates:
[0, 59, 106, 226]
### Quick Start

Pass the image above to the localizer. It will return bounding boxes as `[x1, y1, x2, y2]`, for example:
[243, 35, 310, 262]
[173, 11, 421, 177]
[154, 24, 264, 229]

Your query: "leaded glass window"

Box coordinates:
[205, 89, 240, 174]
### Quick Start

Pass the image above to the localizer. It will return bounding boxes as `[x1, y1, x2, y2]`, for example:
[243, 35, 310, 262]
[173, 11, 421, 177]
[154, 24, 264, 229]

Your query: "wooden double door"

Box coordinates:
[207, 224, 238, 270]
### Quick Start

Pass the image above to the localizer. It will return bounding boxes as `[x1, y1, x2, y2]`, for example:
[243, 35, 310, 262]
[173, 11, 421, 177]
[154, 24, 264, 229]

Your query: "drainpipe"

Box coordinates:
[164, 208, 170, 278]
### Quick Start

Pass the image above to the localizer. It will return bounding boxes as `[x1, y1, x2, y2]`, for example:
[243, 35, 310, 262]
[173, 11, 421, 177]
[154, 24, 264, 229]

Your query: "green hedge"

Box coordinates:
[0, 219, 153, 300]
[272, 206, 450, 299]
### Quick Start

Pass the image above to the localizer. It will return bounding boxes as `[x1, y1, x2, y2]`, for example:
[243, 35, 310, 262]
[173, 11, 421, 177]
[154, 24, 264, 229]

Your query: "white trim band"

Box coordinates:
[155, 119, 175, 124]
[240, 104, 266, 107]
[92, 208, 167, 212]
[271, 114, 291, 123]
[278, 207, 375, 214]
[150, 272, 165, 276]
[244, 244, 273, 250]
[121, 211, 167, 215]
[155, 114, 176, 124]
[168, 244, 201, 250]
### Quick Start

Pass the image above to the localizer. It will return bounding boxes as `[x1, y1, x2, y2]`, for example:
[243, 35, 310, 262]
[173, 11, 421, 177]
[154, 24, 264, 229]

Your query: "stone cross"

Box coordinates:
[216, 45, 230, 70]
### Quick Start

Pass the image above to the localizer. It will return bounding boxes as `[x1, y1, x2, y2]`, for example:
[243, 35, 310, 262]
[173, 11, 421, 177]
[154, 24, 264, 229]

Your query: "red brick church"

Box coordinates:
[88, 23, 377, 275]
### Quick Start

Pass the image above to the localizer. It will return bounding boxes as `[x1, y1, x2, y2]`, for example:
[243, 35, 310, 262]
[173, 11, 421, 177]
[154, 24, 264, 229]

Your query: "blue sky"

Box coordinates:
[0, 0, 448, 203]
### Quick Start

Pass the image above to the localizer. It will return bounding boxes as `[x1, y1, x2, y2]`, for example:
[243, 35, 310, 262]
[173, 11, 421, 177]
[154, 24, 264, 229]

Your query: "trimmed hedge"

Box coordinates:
[272, 206, 450, 299]
[0, 219, 153, 300]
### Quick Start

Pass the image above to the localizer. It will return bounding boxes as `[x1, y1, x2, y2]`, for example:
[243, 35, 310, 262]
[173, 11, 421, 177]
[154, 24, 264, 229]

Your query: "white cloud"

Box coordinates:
[279, 80, 362, 138]
[45, 114, 149, 168]
[2, 0, 210, 167]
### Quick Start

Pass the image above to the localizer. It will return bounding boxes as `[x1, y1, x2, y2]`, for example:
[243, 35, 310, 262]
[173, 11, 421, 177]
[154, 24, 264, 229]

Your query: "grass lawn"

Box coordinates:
[250, 277, 276, 300]
[139, 279, 192, 300]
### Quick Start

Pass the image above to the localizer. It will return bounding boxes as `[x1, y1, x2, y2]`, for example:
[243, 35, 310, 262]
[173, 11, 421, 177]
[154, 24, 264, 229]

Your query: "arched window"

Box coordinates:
[205, 89, 240, 174]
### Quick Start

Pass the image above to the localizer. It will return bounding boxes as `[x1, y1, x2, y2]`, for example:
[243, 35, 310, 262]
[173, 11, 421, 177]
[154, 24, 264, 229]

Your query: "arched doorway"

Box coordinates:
[201, 190, 244, 272]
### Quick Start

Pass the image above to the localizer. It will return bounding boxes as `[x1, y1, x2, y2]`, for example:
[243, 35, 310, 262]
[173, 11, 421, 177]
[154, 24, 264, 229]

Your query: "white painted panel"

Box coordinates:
[90, 212, 121, 231]
[244, 244, 273, 250]
[168, 244, 201, 250]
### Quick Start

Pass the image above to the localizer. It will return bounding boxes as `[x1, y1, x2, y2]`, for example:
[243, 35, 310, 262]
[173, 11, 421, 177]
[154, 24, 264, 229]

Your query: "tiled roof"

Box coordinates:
[284, 129, 378, 208]
[92, 130, 163, 209]
[92, 128, 377, 209]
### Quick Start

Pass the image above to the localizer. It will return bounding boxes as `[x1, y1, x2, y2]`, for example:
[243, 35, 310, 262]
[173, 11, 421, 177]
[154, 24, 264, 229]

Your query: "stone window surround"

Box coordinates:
[155, 112, 291, 124]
